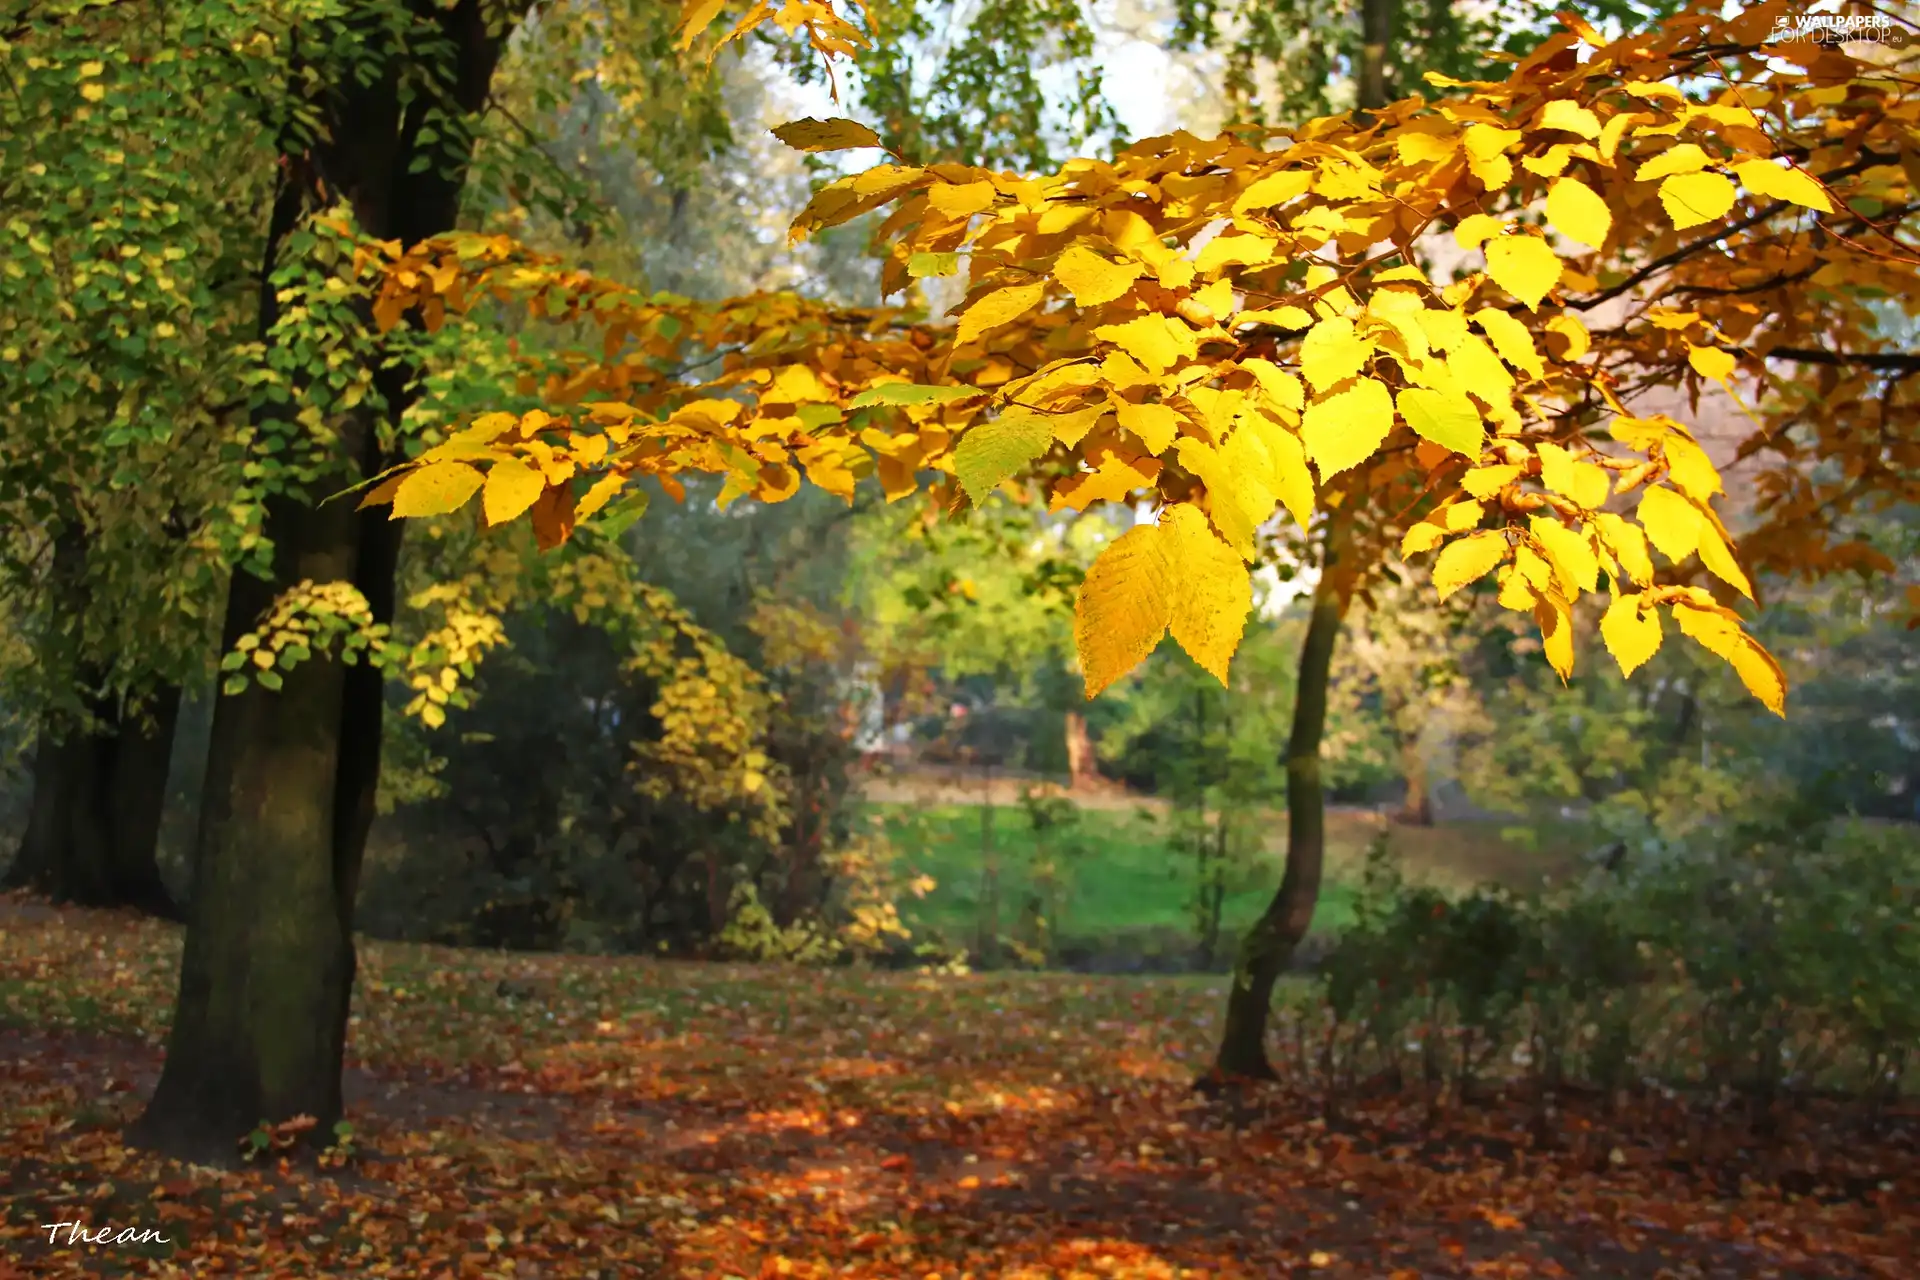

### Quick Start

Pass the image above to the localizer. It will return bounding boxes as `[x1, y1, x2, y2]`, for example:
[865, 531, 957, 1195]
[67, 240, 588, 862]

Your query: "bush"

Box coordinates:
[1304, 805, 1920, 1117]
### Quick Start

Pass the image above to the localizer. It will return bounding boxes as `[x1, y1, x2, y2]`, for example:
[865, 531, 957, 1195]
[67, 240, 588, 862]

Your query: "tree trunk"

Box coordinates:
[1211, 568, 1348, 1079]
[1359, 0, 1397, 111]
[132, 0, 509, 1163]
[1393, 729, 1433, 826]
[1064, 711, 1097, 791]
[5, 682, 182, 918]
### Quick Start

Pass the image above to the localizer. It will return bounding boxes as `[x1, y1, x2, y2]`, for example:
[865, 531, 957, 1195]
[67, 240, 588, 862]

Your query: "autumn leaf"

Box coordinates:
[1687, 344, 1736, 382]
[392, 461, 485, 518]
[1074, 523, 1173, 697]
[1299, 316, 1372, 392]
[955, 410, 1053, 506]
[771, 117, 883, 152]
[1161, 504, 1250, 686]
[1051, 246, 1142, 307]
[1432, 530, 1509, 600]
[1601, 592, 1663, 677]
[1301, 377, 1394, 478]
[1637, 486, 1702, 562]
[482, 459, 547, 527]
[954, 283, 1044, 348]
[1396, 387, 1483, 458]
[1659, 171, 1737, 229]
[1731, 158, 1833, 213]
[1483, 235, 1562, 310]
[1546, 176, 1611, 250]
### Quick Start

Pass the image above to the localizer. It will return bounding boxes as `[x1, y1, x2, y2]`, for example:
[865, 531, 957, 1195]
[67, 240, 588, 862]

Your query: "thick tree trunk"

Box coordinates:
[1211, 565, 1348, 1080]
[5, 682, 182, 918]
[1359, 0, 1397, 110]
[132, 0, 508, 1162]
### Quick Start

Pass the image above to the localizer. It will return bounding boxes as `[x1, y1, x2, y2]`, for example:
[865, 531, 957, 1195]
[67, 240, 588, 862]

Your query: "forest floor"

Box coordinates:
[2, 894, 1913, 1278]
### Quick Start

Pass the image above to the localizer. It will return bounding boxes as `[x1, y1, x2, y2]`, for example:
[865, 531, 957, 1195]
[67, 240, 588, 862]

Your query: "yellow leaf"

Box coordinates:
[1395, 131, 1459, 165]
[1300, 377, 1394, 479]
[1162, 505, 1252, 686]
[1299, 316, 1373, 392]
[1530, 516, 1599, 598]
[955, 283, 1043, 347]
[1396, 387, 1483, 457]
[1662, 434, 1723, 501]
[1050, 452, 1161, 512]
[1236, 304, 1314, 330]
[1538, 99, 1602, 139]
[1535, 595, 1575, 681]
[482, 459, 547, 527]
[1453, 213, 1505, 250]
[675, 0, 727, 49]
[391, 461, 485, 519]
[1659, 171, 1737, 230]
[1534, 442, 1609, 508]
[1545, 315, 1589, 361]
[1637, 486, 1702, 562]
[576, 472, 627, 521]
[1594, 512, 1654, 586]
[1473, 309, 1545, 380]
[928, 180, 997, 217]
[1195, 233, 1276, 274]
[1240, 410, 1315, 531]
[1484, 236, 1563, 311]
[1687, 344, 1736, 382]
[1636, 143, 1708, 181]
[1546, 177, 1612, 250]
[1450, 334, 1515, 400]
[80, 82, 106, 102]
[1432, 530, 1510, 600]
[1497, 565, 1536, 611]
[1674, 607, 1785, 716]
[1232, 168, 1314, 213]
[1461, 463, 1521, 498]
[1116, 401, 1182, 455]
[1731, 158, 1833, 214]
[1094, 314, 1194, 373]
[1052, 246, 1142, 307]
[1240, 358, 1304, 412]
[770, 117, 884, 152]
[1075, 524, 1174, 698]
[1601, 593, 1662, 677]
[1417, 307, 1470, 352]
[1695, 520, 1754, 599]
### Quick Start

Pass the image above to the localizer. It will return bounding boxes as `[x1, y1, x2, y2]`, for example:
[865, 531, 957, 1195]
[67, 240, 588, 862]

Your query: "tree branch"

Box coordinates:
[1761, 347, 1920, 373]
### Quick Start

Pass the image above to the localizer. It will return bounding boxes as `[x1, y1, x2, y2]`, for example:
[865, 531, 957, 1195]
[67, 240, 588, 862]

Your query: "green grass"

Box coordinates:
[864, 799, 1589, 968]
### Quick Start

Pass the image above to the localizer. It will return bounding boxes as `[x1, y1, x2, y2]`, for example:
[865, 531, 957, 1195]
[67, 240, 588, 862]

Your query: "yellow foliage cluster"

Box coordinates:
[362, 0, 1920, 719]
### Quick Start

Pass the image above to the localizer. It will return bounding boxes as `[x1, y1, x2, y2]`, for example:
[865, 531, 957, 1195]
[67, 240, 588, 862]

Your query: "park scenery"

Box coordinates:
[1, 0, 1916, 1275]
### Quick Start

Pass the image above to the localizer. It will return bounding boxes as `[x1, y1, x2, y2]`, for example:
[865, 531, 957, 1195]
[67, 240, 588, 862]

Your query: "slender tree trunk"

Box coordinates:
[1210, 556, 1349, 1080]
[133, 0, 509, 1162]
[1393, 727, 1433, 826]
[1064, 711, 1096, 791]
[6, 682, 182, 918]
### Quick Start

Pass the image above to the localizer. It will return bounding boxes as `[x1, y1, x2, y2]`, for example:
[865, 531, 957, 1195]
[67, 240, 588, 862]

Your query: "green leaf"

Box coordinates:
[256, 669, 284, 692]
[594, 491, 651, 539]
[955, 410, 1053, 506]
[908, 251, 960, 278]
[221, 675, 247, 696]
[848, 383, 984, 408]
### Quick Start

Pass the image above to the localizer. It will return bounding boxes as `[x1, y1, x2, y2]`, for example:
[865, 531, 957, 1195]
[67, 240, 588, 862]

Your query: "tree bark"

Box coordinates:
[132, 0, 509, 1163]
[1359, 0, 1397, 111]
[1064, 711, 1097, 791]
[1393, 729, 1434, 826]
[1210, 553, 1350, 1080]
[5, 682, 182, 918]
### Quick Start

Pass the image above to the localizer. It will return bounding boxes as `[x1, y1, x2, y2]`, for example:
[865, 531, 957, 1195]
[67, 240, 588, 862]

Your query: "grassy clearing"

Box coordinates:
[869, 799, 1587, 967]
